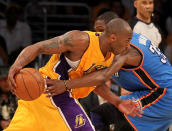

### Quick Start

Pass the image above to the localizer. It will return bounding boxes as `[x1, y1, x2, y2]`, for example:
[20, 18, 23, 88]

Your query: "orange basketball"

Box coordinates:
[15, 68, 45, 101]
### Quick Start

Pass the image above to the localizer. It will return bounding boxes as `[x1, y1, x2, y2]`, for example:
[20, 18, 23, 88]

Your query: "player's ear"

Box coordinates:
[134, 0, 138, 8]
[110, 34, 117, 42]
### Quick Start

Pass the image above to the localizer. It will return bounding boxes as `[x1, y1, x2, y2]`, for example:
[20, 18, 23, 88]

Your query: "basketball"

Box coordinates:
[15, 68, 45, 101]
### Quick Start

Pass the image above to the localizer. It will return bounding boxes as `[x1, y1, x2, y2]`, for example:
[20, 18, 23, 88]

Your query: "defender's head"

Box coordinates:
[94, 11, 118, 32]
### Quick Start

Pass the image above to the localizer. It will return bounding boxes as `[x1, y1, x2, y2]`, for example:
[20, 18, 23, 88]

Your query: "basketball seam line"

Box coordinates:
[21, 72, 34, 100]
[24, 69, 42, 97]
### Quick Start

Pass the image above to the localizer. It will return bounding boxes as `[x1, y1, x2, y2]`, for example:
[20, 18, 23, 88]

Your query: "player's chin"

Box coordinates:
[118, 50, 125, 55]
[115, 51, 121, 55]
[144, 13, 151, 18]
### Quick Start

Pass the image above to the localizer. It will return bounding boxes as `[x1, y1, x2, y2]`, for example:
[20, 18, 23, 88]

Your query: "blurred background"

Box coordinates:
[0, 0, 172, 130]
[0, 0, 171, 67]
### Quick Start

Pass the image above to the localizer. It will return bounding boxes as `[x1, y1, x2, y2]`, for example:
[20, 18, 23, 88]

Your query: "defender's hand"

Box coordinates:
[118, 100, 143, 117]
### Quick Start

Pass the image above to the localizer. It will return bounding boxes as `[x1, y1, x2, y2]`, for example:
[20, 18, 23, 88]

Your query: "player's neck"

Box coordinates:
[99, 34, 110, 57]
[136, 14, 151, 23]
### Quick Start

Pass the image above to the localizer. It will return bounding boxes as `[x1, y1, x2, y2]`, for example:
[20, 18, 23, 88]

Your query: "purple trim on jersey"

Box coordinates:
[55, 54, 71, 80]
[95, 32, 100, 36]
[47, 54, 94, 130]
[53, 92, 95, 131]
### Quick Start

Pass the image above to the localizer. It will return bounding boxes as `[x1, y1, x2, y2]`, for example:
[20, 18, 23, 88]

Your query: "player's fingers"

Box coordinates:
[46, 92, 56, 97]
[8, 78, 16, 93]
[139, 110, 144, 114]
[128, 101, 138, 116]
[47, 86, 55, 90]
[134, 108, 142, 117]
[8, 75, 16, 87]
[11, 79, 16, 88]
[137, 110, 144, 117]
[45, 79, 52, 84]
[45, 79, 55, 85]
[129, 107, 137, 117]
[130, 100, 144, 117]
[10, 86, 16, 93]
[44, 87, 54, 94]
[11, 67, 22, 87]
[137, 113, 142, 117]
[130, 106, 143, 117]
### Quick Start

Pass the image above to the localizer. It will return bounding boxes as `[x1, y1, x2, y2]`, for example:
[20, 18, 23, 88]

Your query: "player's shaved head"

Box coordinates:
[102, 18, 133, 55]
[105, 18, 132, 36]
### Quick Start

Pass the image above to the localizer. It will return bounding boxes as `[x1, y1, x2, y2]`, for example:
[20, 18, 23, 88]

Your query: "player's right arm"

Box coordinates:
[8, 30, 88, 92]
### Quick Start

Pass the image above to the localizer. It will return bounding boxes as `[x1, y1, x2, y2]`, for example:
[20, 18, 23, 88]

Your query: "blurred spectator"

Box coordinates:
[164, 34, 172, 64]
[165, 0, 172, 35]
[0, 3, 32, 65]
[110, 0, 131, 21]
[121, 0, 135, 17]
[90, 0, 111, 28]
[0, 2, 6, 19]
[90, 0, 131, 33]
[0, 67, 18, 130]
[166, 16, 172, 34]
[0, 46, 8, 66]
[128, 0, 162, 48]
[0, 35, 8, 66]
[153, 0, 168, 35]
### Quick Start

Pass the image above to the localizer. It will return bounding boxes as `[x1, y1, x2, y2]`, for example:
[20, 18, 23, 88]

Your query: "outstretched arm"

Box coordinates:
[93, 84, 143, 117]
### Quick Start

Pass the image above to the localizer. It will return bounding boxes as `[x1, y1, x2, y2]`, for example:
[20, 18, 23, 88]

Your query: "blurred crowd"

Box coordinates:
[0, 0, 172, 130]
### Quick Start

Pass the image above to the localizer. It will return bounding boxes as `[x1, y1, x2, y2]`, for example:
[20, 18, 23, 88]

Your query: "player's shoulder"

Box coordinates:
[65, 30, 90, 37]
[131, 32, 151, 46]
[83, 31, 102, 37]
[63, 30, 90, 48]
[131, 32, 140, 42]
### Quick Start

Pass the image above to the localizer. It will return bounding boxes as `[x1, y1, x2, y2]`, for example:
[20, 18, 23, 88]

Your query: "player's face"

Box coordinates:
[112, 32, 132, 55]
[134, 0, 154, 19]
[94, 20, 106, 32]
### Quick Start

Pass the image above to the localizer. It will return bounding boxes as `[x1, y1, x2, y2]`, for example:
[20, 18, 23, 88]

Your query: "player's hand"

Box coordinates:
[117, 99, 143, 117]
[8, 65, 22, 93]
[0, 120, 10, 129]
[44, 79, 66, 97]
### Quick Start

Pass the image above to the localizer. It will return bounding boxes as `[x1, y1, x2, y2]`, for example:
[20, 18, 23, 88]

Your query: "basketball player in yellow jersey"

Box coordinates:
[7, 18, 141, 131]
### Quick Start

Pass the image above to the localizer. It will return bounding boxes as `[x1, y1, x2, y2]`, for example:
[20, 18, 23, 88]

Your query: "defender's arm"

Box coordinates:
[66, 47, 142, 88]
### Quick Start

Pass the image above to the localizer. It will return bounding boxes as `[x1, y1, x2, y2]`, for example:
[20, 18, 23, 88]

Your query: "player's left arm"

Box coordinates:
[66, 47, 142, 88]
[93, 84, 143, 117]
[45, 47, 142, 96]
[104, 47, 142, 78]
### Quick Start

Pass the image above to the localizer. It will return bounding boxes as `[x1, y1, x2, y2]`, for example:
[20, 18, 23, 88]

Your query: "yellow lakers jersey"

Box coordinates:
[39, 31, 114, 98]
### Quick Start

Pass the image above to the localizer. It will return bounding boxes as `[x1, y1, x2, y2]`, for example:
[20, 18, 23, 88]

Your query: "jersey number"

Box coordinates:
[149, 44, 167, 64]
